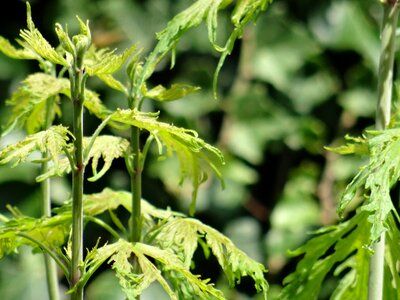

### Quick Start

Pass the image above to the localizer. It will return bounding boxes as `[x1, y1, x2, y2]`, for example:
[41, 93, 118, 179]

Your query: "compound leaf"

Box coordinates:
[110, 108, 225, 214]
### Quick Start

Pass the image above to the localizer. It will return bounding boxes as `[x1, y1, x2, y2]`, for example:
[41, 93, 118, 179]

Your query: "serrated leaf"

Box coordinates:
[85, 45, 137, 76]
[154, 218, 268, 298]
[339, 128, 400, 242]
[280, 211, 371, 300]
[77, 239, 225, 300]
[143, 84, 200, 102]
[85, 135, 130, 181]
[3, 73, 68, 134]
[0, 36, 36, 60]
[135, 0, 271, 95]
[96, 74, 128, 94]
[18, 3, 67, 66]
[110, 108, 225, 214]
[0, 125, 72, 169]
[39, 136, 129, 181]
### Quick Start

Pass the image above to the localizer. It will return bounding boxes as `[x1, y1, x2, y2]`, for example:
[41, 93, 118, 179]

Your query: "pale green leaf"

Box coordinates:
[280, 211, 371, 300]
[110, 108, 225, 214]
[339, 128, 400, 241]
[85, 135, 130, 181]
[19, 3, 67, 66]
[3, 73, 68, 134]
[85, 45, 137, 76]
[135, 0, 271, 94]
[154, 218, 268, 298]
[325, 134, 369, 155]
[0, 125, 72, 169]
[77, 239, 225, 299]
[0, 36, 36, 60]
[144, 84, 200, 102]
[97, 74, 128, 95]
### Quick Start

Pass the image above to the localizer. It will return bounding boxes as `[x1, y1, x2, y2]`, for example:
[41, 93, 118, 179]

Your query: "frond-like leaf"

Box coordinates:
[19, 3, 67, 66]
[154, 218, 268, 298]
[4, 73, 68, 134]
[339, 128, 400, 242]
[143, 83, 200, 102]
[0, 125, 72, 169]
[77, 239, 225, 300]
[110, 108, 225, 214]
[280, 211, 371, 300]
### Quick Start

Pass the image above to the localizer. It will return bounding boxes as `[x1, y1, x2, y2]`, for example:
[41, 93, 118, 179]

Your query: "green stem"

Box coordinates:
[369, 2, 399, 300]
[70, 65, 87, 300]
[130, 125, 142, 244]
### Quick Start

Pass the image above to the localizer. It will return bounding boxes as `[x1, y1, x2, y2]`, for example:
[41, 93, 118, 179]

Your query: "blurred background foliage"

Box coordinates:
[0, 0, 386, 299]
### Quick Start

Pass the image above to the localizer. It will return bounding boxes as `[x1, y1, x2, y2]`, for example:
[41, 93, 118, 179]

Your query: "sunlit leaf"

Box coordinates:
[0, 36, 36, 60]
[3, 73, 67, 135]
[110, 108, 225, 214]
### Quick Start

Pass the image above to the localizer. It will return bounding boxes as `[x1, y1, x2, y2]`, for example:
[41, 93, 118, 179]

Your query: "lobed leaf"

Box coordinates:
[110, 108, 225, 214]
[0, 125, 72, 170]
[280, 211, 371, 300]
[154, 218, 268, 298]
[338, 128, 400, 242]
[3, 73, 68, 135]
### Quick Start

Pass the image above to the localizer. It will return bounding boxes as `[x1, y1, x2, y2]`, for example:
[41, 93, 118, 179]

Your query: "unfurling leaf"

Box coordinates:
[325, 134, 369, 155]
[0, 36, 36, 60]
[143, 83, 200, 102]
[0, 125, 72, 170]
[19, 3, 67, 66]
[110, 108, 225, 214]
[3, 73, 68, 134]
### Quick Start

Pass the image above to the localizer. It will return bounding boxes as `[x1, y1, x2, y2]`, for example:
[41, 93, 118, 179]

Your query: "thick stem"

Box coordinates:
[70, 67, 86, 300]
[130, 125, 142, 244]
[369, 2, 399, 300]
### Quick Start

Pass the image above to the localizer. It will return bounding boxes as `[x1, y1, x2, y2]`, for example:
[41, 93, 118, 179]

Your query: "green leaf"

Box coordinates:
[135, 0, 272, 95]
[85, 135, 130, 182]
[339, 128, 400, 241]
[96, 74, 128, 95]
[0, 125, 72, 169]
[19, 3, 67, 66]
[0, 36, 36, 60]
[85, 45, 137, 76]
[110, 108, 225, 215]
[38, 136, 129, 181]
[280, 211, 371, 300]
[77, 239, 225, 299]
[325, 134, 369, 155]
[3, 73, 68, 135]
[143, 84, 200, 102]
[154, 218, 268, 298]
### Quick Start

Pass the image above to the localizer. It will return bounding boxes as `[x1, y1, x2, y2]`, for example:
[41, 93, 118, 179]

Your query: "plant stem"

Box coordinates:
[42, 97, 60, 300]
[70, 63, 87, 300]
[369, 2, 399, 300]
[130, 125, 142, 245]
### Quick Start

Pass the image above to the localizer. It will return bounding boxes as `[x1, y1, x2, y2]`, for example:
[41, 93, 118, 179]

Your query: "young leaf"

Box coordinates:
[338, 128, 400, 242]
[0, 125, 72, 169]
[325, 134, 369, 155]
[85, 45, 137, 76]
[3, 73, 68, 134]
[154, 218, 268, 298]
[77, 239, 225, 300]
[19, 3, 67, 66]
[0, 36, 36, 60]
[143, 83, 200, 102]
[280, 211, 371, 300]
[110, 108, 225, 214]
